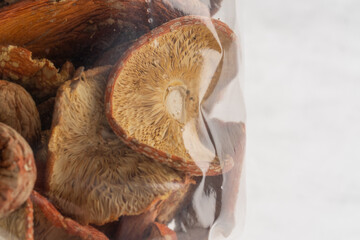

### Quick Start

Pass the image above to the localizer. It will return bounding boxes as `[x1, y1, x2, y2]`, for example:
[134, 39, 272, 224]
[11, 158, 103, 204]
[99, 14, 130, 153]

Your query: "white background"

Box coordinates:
[232, 0, 360, 239]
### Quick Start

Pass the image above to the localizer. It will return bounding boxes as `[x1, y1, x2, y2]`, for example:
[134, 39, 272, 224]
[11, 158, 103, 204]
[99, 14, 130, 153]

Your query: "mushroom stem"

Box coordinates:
[165, 85, 187, 123]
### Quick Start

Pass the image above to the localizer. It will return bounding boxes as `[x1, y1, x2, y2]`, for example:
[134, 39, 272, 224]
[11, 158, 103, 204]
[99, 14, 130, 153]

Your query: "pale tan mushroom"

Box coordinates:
[0, 80, 41, 147]
[0, 45, 75, 101]
[106, 16, 238, 176]
[47, 66, 187, 226]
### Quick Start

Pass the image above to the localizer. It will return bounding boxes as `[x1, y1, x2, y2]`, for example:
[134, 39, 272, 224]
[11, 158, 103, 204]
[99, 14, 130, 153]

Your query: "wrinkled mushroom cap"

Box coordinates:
[47, 66, 186, 225]
[0, 80, 41, 147]
[106, 16, 237, 176]
[0, 45, 74, 100]
[31, 191, 108, 240]
[0, 123, 36, 218]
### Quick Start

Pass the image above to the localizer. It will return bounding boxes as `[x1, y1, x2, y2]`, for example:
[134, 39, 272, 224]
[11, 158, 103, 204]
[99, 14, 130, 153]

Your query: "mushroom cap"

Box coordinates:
[31, 191, 108, 240]
[47, 66, 186, 225]
[0, 80, 41, 147]
[0, 45, 75, 101]
[0, 198, 34, 240]
[0, 123, 36, 218]
[106, 16, 238, 176]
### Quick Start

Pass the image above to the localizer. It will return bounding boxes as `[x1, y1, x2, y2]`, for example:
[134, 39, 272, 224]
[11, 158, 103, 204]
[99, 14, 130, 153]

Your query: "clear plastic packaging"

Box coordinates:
[0, 0, 245, 239]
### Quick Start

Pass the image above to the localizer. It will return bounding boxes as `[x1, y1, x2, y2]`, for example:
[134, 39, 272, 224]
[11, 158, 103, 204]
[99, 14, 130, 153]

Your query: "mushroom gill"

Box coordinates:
[106, 16, 238, 176]
[47, 66, 186, 226]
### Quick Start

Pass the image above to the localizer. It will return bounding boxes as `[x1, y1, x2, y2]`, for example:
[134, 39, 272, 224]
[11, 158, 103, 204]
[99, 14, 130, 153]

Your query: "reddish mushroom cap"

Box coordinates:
[105, 16, 238, 176]
[0, 123, 36, 218]
[31, 191, 108, 240]
[0, 80, 41, 147]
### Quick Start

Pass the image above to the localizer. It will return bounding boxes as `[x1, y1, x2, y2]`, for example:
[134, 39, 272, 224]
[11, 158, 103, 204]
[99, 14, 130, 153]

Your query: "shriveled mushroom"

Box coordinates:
[0, 80, 41, 147]
[106, 16, 238, 176]
[31, 191, 108, 240]
[0, 45, 75, 101]
[0, 0, 210, 66]
[47, 66, 187, 225]
[0, 123, 36, 218]
[0, 198, 33, 240]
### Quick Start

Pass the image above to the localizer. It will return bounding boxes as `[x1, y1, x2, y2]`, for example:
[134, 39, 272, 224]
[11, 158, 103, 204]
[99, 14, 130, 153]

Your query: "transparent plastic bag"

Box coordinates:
[0, 0, 245, 239]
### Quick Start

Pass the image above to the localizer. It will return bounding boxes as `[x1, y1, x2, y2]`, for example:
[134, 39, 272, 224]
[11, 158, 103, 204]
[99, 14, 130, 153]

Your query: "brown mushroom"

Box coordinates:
[31, 191, 108, 240]
[47, 66, 187, 225]
[0, 198, 34, 240]
[0, 80, 41, 147]
[0, 0, 210, 67]
[105, 16, 238, 176]
[0, 45, 75, 101]
[0, 123, 36, 218]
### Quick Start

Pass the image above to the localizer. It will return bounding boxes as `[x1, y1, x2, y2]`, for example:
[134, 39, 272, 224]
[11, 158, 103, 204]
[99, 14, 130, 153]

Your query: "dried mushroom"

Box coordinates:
[0, 123, 36, 218]
[31, 191, 108, 240]
[0, 0, 207, 66]
[0, 198, 33, 240]
[0, 45, 75, 101]
[47, 66, 187, 225]
[106, 16, 237, 176]
[0, 80, 41, 147]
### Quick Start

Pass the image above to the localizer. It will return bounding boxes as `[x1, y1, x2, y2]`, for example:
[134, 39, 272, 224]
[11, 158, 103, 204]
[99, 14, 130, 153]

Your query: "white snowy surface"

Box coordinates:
[231, 0, 360, 239]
